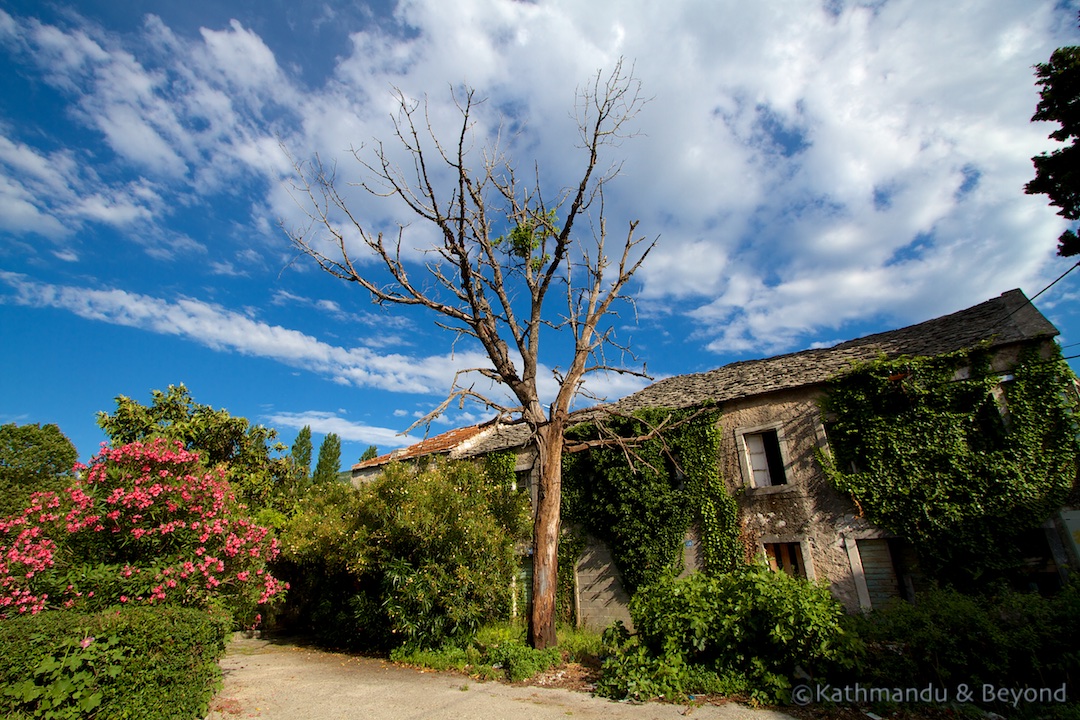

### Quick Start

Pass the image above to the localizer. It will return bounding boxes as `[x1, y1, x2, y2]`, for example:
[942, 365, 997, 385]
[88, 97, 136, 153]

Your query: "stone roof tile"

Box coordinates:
[611, 289, 1056, 412]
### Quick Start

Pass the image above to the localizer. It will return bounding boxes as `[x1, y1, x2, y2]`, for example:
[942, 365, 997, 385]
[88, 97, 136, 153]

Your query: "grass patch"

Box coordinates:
[390, 622, 602, 683]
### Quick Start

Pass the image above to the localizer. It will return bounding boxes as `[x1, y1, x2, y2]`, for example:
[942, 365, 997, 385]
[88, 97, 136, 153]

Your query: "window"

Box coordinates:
[822, 419, 860, 473]
[743, 428, 787, 487]
[764, 542, 806, 578]
[991, 374, 1015, 430]
[514, 469, 531, 493]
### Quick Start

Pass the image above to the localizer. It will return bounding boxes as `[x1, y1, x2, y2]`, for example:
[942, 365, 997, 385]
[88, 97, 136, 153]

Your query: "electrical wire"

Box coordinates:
[1001, 260, 1080, 324]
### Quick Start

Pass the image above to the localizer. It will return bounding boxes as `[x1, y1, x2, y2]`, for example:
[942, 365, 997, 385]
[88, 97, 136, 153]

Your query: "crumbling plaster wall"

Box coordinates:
[717, 387, 877, 611]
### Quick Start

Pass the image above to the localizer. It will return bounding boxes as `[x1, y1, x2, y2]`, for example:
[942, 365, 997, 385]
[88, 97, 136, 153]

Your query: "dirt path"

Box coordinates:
[205, 635, 798, 720]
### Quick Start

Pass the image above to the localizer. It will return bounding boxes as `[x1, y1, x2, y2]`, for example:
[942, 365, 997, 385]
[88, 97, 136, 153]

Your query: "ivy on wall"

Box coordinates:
[483, 450, 517, 489]
[561, 408, 741, 596]
[818, 344, 1079, 585]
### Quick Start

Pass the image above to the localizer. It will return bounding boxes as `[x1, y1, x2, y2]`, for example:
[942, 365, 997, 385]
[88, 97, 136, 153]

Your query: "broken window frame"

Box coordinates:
[736, 423, 792, 490]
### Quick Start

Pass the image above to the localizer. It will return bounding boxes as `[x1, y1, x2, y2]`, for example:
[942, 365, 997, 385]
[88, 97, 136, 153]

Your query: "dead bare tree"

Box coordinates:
[284, 60, 652, 649]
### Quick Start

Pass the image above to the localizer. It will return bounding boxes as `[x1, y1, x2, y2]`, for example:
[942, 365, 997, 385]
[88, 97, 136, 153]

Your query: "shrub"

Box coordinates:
[485, 640, 562, 682]
[0, 439, 286, 625]
[846, 583, 1080, 712]
[389, 623, 570, 682]
[275, 459, 529, 650]
[0, 605, 230, 720]
[598, 567, 853, 704]
[597, 638, 744, 703]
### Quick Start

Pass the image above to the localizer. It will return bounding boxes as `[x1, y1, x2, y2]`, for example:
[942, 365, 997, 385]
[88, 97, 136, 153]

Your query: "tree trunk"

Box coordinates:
[528, 421, 565, 649]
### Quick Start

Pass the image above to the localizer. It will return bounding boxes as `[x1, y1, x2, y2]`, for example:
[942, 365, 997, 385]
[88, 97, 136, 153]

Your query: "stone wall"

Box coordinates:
[574, 540, 633, 631]
[718, 387, 875, 611]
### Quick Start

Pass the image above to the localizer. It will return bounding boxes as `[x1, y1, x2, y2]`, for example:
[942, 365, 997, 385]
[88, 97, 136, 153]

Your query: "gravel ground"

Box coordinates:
[205, 634, 798, 720]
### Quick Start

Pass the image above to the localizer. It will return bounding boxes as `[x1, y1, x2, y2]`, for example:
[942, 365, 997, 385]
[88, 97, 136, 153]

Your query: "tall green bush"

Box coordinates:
[276, 459, 530, 650]
[598, 567, 853, 704]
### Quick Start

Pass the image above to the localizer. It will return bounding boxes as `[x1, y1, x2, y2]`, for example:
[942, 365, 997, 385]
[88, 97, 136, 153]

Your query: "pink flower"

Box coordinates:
[0, 437, 282, 618]
[80, 636, 94, 648]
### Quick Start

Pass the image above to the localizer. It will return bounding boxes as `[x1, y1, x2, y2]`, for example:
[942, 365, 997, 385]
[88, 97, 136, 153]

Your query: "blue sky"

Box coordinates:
[1, 0, 1079, 469]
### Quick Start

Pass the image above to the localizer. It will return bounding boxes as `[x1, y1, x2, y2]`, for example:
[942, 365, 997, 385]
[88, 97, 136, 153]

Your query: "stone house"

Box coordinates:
[601, 288, 1077, 614]
[352, 424, 493, 482]
[351, 289, 1079, 624]
[351, 421, 536, 491]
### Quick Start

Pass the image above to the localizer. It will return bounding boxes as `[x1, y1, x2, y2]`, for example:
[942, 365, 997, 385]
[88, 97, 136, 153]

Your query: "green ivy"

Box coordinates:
[483, 450, 517, 489]
[818, 345, 1079, 585]
[561, 408, 741, 594]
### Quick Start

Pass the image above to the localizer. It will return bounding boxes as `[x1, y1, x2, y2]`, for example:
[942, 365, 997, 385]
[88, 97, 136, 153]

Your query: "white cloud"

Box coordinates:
[263, 410, 410, 449]
[1, 0, 1077, 358]
[270, 288, 416, 345]
[0, 130, 177, 259]
[0, 271, 494, 395]
[0, 173, 68, 238]
[0, 135, 78, 195]
[0, 268, 649, 419]
[73, 191, 154, 225]
[209, 260, 246, 277]
[284, 0, 1077, 356]
[198, 20, 284, 95]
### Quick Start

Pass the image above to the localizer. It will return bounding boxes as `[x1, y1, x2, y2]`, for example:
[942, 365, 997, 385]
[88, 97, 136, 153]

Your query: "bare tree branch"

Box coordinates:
[282, 59, 653, 649]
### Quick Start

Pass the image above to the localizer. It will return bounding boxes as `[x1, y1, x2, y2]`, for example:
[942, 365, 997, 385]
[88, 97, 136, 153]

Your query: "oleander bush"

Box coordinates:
[0, 439, 286, 626]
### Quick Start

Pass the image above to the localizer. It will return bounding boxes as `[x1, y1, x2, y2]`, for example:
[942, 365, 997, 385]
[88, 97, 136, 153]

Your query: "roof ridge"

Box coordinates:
[613, 289, 1057, 412]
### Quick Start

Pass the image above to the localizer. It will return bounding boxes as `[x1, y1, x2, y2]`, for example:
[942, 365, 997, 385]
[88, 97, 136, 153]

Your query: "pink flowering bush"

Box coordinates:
[0, 439, 286, 625]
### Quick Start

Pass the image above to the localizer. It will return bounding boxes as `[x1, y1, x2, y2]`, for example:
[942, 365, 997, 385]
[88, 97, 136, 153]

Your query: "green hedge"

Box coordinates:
[0, 605, 231, 720]
[845, 584, 1080, 716]
[598, 567, 854, 704]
